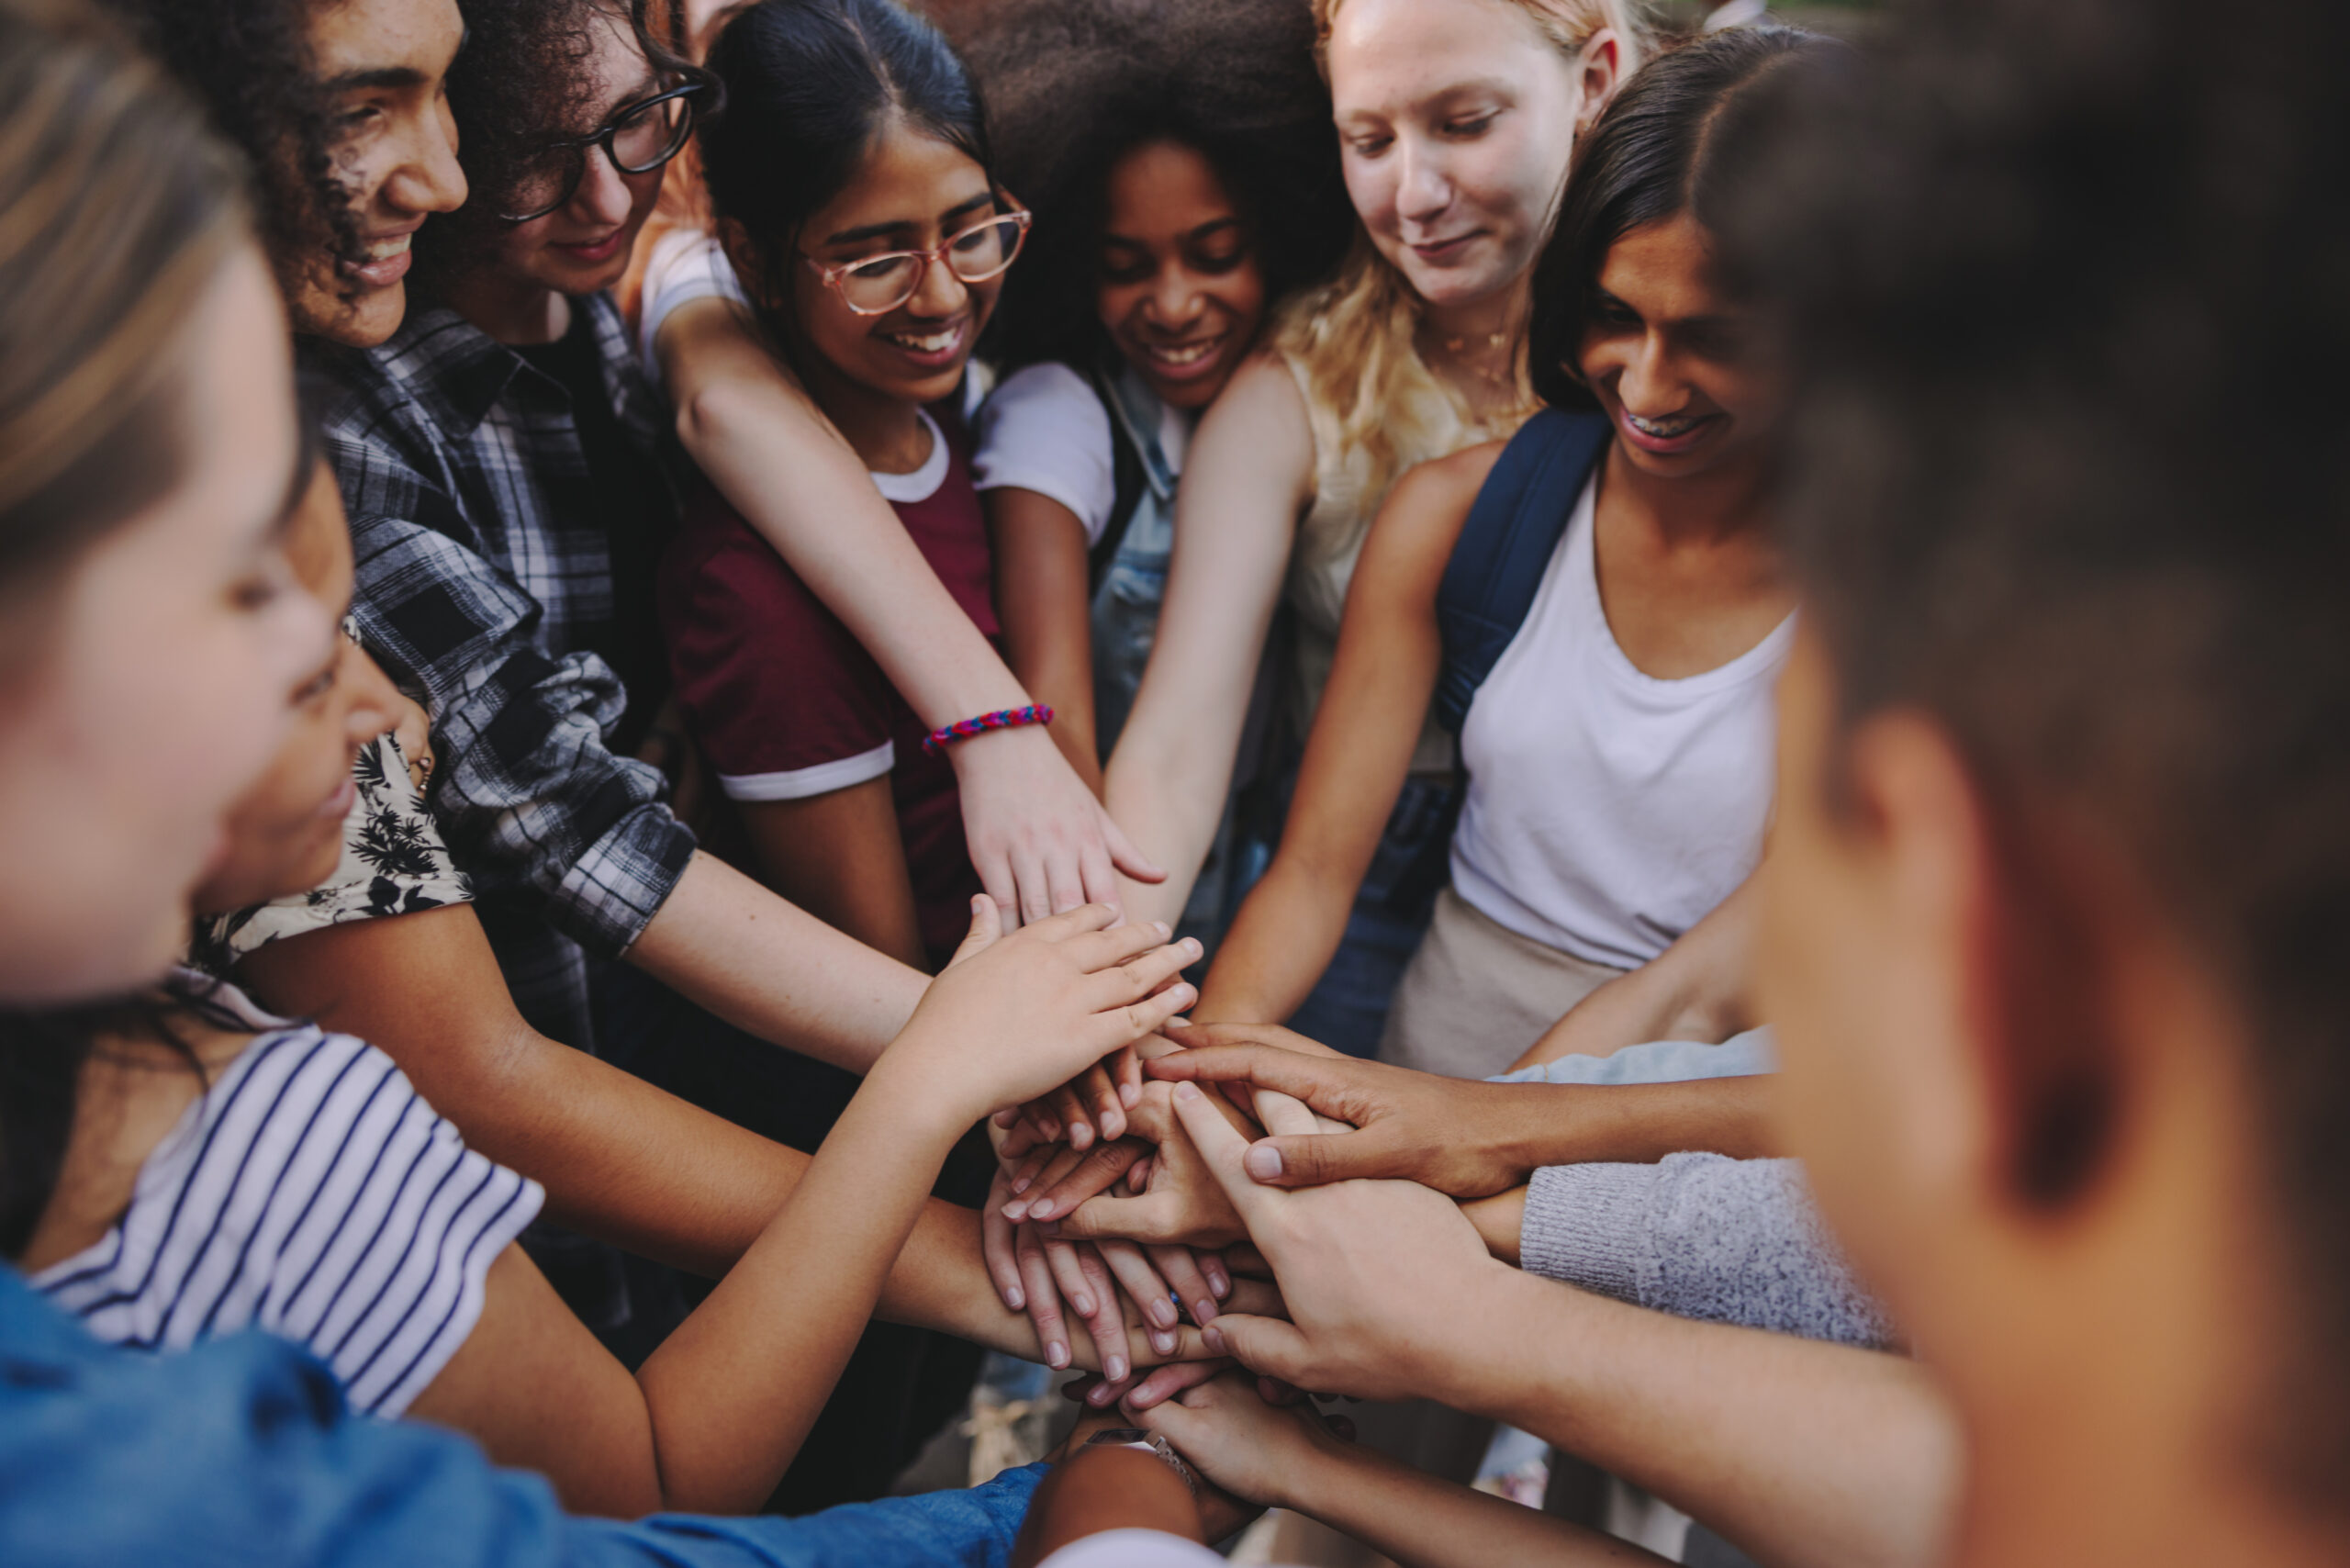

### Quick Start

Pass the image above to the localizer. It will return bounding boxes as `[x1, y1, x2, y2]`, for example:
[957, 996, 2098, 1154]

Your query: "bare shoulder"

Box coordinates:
[1361, 439, 1512, 567]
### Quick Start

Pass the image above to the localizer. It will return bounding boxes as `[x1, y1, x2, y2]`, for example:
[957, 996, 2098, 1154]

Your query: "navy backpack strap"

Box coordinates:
[1432, 408, 1613, 734]
[1086, 367, 1148, 593]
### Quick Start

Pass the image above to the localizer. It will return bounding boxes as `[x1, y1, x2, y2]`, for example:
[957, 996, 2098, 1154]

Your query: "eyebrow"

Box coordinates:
[824, 191, 996, 248]
[321, 65, 427, 94]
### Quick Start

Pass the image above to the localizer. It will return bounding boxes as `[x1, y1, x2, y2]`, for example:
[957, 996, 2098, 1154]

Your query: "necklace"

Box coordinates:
[1426, 325, 1518, 392]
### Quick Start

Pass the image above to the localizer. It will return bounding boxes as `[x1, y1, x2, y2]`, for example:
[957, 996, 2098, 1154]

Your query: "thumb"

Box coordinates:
[1198, 1312, 1315, 1384]
[1097, 803, 1167, 885]
[1057, 1190, 1181, 1246]
[1238, 1126, 1404, 1189]
[945, 894, 1003, 970]
[1169, 1082, 1281, 1231]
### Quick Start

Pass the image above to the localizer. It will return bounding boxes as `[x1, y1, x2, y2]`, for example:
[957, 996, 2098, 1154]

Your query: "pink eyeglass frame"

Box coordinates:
[800, 209, 1034, 315]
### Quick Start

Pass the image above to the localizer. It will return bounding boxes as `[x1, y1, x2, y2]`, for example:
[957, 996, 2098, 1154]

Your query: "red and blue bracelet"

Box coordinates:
[920, 703, 1055, 755]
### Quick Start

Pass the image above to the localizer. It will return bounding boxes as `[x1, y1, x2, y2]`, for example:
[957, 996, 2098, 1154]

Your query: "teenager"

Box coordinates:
[1200, 30, 1808, 1081]
[968, 0, 1350, 808]
[1102, 0, 1640, 1057]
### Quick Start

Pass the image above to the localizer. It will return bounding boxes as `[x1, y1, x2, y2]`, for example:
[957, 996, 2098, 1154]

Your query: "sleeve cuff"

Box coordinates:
[718, 738, 895, 801]
[1518, 1163, 1657, 1303]
[554, 801, 698, 958]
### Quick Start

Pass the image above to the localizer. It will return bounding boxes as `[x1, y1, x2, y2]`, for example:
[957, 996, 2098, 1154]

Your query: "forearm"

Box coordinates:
[1011, 1448, 1202, 1568]
[1280, 1439, 1665, 1567]
[1441, 1270, 1960, 1568]
[665, 300, 1027, 726]
[1512, 881, 1760, 1070]
[626, 849, 926, 1074]
[1102, 742, 1239, 930]
[1195, 857, 1362, 1025]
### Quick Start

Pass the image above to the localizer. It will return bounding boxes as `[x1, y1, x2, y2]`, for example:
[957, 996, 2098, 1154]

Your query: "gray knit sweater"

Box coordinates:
[1517, 1154, 1897, 1350]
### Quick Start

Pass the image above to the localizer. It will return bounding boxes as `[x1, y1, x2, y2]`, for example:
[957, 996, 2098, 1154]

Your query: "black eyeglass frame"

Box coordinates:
[501, 80, 714, 224]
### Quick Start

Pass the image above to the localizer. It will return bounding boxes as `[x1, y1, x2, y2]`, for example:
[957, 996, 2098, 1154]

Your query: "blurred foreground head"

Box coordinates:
[1740, 0, 2350, 1559]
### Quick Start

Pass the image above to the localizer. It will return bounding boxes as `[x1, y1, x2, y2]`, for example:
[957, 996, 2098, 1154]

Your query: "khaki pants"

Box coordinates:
[1377, 887, 1627, 1079]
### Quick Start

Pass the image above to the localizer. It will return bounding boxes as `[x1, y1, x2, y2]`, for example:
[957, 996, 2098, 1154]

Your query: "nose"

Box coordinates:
[384, 97, 468, 218]
[905, 249, 970, 319]
[567, 144, 636, 230]
[1143, 264, 1206, 330]
[1395, 135, 1452, 227]
[340, 643, 405, 755]
[1615, 332, 1686, 417]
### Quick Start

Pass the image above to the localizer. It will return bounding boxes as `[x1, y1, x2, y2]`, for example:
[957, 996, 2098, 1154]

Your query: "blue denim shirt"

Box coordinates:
[0, 1266, 1042, 1566]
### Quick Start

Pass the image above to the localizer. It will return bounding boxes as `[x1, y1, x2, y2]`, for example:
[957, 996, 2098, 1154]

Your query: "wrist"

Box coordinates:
[1274, 1425, 1383, 1518]
[862, 1046, 992, 1148]
[1491, 1081, 1591, 1178]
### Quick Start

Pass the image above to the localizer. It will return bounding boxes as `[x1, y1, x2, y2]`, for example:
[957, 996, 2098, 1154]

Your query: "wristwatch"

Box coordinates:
[1080, 1427, 1200, 1501]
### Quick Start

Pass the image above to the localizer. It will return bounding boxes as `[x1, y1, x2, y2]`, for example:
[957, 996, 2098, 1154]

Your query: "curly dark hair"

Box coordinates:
[92, 0, 364, 294]
[415, 0, 710, 297]
[964, 0, 1352, 373]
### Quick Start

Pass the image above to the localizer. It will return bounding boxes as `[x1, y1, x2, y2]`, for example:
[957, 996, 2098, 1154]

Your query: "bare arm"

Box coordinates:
[1510, 874, 1763, 1070]
[657, 297, 1158, 923]
[231, 902, 1119, 1357]
[988, 486, 1104, 792]
[1198, 445, 1502, 1025]
[738, 778, 928, 971]
[404, 902, 1203, 1516]
[1102, 354, 1315, 928]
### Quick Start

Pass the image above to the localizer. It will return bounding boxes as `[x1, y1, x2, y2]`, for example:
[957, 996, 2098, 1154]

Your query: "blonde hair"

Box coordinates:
[1279, 0, 1648, 500]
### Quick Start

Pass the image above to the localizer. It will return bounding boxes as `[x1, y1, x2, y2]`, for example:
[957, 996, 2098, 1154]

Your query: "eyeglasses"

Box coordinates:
[503, 82, 711, 224]
[801, 210, 1033, 316]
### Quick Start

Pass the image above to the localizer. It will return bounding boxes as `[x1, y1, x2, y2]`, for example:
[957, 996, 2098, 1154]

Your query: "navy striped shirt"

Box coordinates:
[32, 983, 543, 1417]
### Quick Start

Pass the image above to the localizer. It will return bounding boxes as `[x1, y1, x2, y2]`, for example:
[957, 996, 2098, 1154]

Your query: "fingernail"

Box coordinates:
[1072, 1293, 1094, 1316]
[1148, 1297, 1177, 1328]
[1175, 1083, 1203, 1103]
[1009, 1175, 1032, 1194]
[1154, 922, 1171, 938]
[1007, 1287, 1025, 1309]
[1202, 1325, 1227, 1354]
[1181, 938, 1202, 957]
[1120, 1082, 1141, 1107]
[1046, 1342, 1069, 1369]
[1151, 1329, 1177, 1355]
[1194, 1298, 1219, 1325]
[1204, 1265, 1229, 1298]
[1091, 1381, 1118, 1406]
[1069, 1127, 1092, 1151]
[1245, 1143, 1283, 1181]
[1001, 1200, 1028, 1220]
[1028, 1198, 1056, 1221]
[1107, 1355, 1129, 1381]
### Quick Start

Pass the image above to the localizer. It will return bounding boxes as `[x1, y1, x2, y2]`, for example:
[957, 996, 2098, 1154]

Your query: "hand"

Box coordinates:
[996, 1031, 1183, 1153]
[373, 657, 434, 792]
[1032, 1081, 1255, 1250]
[1147, 1024, 1553, 1196]
[1165, 1081, 1511, 1402]
[886, 900, 1198, 1127]
[949, 724, 1165, 928]
[1130, 1368, 1355, 1514]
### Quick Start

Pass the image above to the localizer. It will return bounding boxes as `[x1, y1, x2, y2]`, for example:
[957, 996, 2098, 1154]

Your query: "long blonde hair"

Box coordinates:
[1278, 0, 1648, 503]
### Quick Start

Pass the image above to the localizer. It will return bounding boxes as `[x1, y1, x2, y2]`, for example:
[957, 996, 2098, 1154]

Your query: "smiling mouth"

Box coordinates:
[1624, 409, 1710, 440]
[1141, 335, 1226, 369]
[363, 232, 413, 263]
[881, 323, 964, 355]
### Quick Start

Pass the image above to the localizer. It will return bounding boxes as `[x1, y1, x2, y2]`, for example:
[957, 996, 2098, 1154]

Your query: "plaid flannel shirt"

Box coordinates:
[301, 297, 694, 1050]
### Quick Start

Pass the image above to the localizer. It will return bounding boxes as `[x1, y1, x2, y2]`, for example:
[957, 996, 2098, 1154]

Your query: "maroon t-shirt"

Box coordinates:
[660, 409, 996, 963]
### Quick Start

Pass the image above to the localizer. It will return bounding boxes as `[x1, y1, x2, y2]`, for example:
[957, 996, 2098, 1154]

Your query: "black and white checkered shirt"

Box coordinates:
[302, 297, 693, 1051]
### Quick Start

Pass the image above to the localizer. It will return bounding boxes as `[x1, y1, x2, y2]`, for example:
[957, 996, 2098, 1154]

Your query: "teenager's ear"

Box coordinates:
[1575, 28, 1625, 137]
[715, 217, 778, 313]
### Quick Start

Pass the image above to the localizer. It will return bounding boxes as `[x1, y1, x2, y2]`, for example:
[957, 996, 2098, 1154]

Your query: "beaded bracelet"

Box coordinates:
[920, 703, 1054, 755]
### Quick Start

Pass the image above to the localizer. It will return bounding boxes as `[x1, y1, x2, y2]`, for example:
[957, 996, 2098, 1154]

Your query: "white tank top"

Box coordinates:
[1449, 477, 1795, 969]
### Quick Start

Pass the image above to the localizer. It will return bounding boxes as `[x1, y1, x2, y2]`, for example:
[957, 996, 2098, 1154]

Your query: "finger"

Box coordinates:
[1061, 917, 1177, 974]
[1252, 1087, 1324, 1138]
[1069, 1244, 1132, 1384]
[1220, 1276, 1285, 1319]
[1196, 1312, 1315, 1384]
[1168, 1081, 1283, 1231]
[1095, 1239, 1181, 1358]
[1083, 1368, 1140, 1409]
[1043, 1235, 1099, 1320]
[1119, 1357, 1229, 1412]
[1078, 939, 1202, 1015]
[1054, 1189, 1184, 1248]
[1018, 1138, 1145, 1224]
[1042, 833, 1088, 919]
[1145, 1043, 1364, 1120]
[1149, 1244, 1217, 1328]
[976, 857, 1021, 940]
[1049, 1082, 1094, 1152]
[1097, 802, 1166, 885]
[1005, 1142, 1091, 1215]
[1257, 1376, 1303, 1406]
[1233, 1126, 1407, 1190]
[1200, 1250, 1231, 1301]
[946, 894, 1003, 969]
[1076, 836, 1120, 922]
[1014, 1227, 1069, 1370]
[982, 1184, 1025, 1312]
[1004, 1143, 1058, 1198]
[1115, 1044, 1144, 1108]
[998, 1111, 1053, 1162]
[1005, 901, 1124, 945]
[1126, 1152, 1155, 1191]
[1222, 1242, 1271, 1278]
[1080, 1061, 1126, 1143]
[1009, 843, 1053, 930]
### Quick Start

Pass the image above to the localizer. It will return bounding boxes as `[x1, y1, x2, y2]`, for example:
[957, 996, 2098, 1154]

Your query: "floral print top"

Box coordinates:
[191, 730, 473, 975]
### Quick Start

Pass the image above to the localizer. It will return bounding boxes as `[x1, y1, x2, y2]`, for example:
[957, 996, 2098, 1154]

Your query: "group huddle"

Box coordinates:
[1, 0, 2344, 1564]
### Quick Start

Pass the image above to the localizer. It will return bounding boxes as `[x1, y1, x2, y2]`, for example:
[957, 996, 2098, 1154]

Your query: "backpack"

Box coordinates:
[1431, 408, 1613, 734]
[1085, 365, 1150, 593]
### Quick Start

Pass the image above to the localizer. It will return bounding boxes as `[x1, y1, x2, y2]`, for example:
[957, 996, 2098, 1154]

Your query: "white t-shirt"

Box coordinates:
[33, 976, 543, 1417]
[1039, 1528, 1299, 1568]
[1449, 476, 1795, 969]
[971, 361, 1192, 546]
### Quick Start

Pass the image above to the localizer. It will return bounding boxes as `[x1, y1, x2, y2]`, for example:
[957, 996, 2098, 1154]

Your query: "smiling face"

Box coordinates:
[780, 119, 1007, 409]
[0, 249, 332, 1002]
[188, 465, 403, 916]
[1096, 140, 1267, 410]
[286, 0, 468, 346]
[1576, 213, 1779, 481]
[490, 6, 671, 301]
[1326, 0, 1599, 311]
